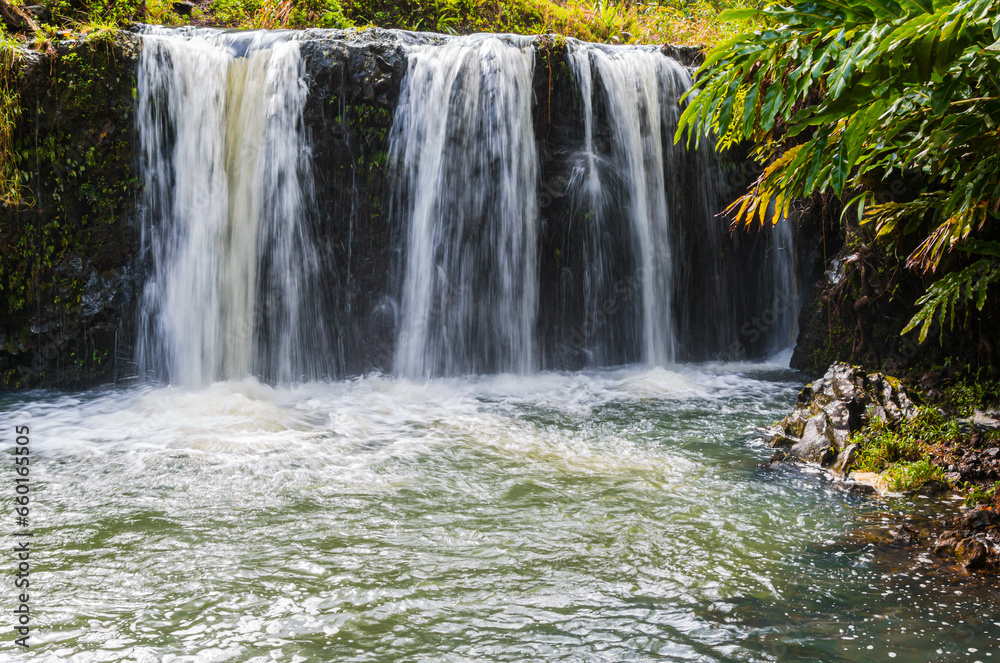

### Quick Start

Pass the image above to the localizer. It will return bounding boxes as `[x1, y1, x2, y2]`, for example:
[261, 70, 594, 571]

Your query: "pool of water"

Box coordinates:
[2, 364, 997, 661]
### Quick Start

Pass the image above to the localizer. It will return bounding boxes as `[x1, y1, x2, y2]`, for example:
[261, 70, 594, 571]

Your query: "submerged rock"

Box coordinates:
[931, 506, 1000, 573]
[955, 537, 990, 570]
[763, 362, 917, 473]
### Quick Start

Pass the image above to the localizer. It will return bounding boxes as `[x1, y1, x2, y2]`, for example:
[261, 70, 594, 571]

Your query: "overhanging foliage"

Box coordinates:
[677, 0, 1000, 341]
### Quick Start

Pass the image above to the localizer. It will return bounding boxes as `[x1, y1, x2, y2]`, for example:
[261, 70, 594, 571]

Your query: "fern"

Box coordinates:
[902, 259, 1000, 343]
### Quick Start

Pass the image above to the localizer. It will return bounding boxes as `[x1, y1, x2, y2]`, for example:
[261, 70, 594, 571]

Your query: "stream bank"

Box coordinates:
[763, 362, 1000, 574]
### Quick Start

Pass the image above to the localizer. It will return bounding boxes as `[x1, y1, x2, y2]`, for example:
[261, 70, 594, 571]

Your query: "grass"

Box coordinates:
[849, 406, 958, 492]
[341, 0, 766, 46]
[882, 458, 944, 493]
[964, 481, 999, 508]
[0, 0, 765, 47]
[939, 377, 1000, 417]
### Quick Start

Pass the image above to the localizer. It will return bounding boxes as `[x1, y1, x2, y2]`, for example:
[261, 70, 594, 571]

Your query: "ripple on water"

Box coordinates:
[2, 364, 998, 661]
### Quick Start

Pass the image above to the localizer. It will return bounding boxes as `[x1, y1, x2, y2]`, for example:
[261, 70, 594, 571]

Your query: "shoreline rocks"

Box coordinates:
[762, 362, 917, 477]
[761, 361, 1000, 574]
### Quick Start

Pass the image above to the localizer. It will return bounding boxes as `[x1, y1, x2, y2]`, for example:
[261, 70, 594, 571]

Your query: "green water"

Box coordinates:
[1, 365, 997, 661]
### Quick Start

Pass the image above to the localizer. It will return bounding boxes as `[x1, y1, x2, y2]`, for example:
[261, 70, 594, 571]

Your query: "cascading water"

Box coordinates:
[136, 28, 328, 386]
[134, 28, 798, 384]
[562, 42, 798, 367]
[389, 35, 539, 379]
[566, 45, 686, 366]
[765, 218, 799, 355]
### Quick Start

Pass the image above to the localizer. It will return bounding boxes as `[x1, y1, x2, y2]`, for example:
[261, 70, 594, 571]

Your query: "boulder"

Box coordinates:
[955, 538, 990, 570]
[832, 443, 859, 477]
[763, 363, 917, 466]
[960, 507, 1000, 530]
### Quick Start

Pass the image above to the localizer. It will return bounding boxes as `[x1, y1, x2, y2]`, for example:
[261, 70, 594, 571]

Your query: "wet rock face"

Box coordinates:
[789, 239, 1000, 380]
[934, 506, 1000, 572]
[764, 362, 917, 471]
[0, 33, 143, 389]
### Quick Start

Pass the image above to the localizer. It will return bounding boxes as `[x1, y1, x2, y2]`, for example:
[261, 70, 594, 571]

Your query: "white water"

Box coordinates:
[134, 29, 798, 384]
[6, 364, 1000, 660]
[592, 47, 680, 366]
[137, 29, 323, 387]
[390, 35, 539, 379]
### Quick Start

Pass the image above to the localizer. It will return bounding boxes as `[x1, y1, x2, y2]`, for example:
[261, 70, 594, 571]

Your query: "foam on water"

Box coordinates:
[3, 366, 999, 661]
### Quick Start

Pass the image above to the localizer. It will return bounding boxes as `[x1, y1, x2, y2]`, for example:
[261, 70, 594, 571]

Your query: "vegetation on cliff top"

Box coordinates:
[0, 0, 764, 46]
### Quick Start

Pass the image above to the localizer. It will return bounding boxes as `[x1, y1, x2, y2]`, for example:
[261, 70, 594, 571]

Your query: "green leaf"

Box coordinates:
[718, 8, 762, 21]
[930, 76, 960, 116]
[760, 84, 785, 131]
[959, 239, 1000, 258]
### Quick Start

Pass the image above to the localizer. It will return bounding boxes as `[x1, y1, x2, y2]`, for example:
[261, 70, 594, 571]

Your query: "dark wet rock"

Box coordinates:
[763, 363, 917, 469]
[24, 5, 51, 22]
[917, 479, 950, 496]
[933, 532, 959, 556]
[832, 443, 859, 477]
[661, 44, 704, 67]
[932, 507, 1000, 572]
[841, 481, 877, 496]
[961, 507, 1000, 530]
[757, 450, 794, 469]
[890, 524, 920, 545]
[955, 538, 990, 570]
[172, 1, 196, 15]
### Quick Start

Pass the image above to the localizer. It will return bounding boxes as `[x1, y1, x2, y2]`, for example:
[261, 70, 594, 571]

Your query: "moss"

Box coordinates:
[0, 36, 22, 207]
[0, 34, 138, 388]
[4, 37, 136, 311]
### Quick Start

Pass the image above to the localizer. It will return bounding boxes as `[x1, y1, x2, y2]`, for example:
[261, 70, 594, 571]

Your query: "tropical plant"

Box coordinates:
[0, 34, 20, 206]
[677, 0, 1000, 341]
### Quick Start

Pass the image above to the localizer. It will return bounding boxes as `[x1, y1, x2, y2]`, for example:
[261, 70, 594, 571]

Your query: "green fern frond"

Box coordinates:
[902, 259, 1000, 343]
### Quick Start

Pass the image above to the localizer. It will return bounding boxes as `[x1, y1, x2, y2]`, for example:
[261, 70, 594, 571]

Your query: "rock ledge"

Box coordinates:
[763, 362, 917, 480]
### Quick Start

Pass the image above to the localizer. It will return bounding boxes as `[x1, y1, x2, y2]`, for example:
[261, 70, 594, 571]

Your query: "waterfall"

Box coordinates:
[566, 45, 690, 366]
[136, 29, 328, 386]
[765, 215, 799, 355]
[564, 42, 797, 366]
[389, 35, 539, 379]
[132, 28, 799, 386]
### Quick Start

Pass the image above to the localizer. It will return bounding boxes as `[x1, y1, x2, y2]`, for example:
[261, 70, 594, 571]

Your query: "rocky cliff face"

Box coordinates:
[789, 234, 1000, 380]
[1, 32, 142, 389]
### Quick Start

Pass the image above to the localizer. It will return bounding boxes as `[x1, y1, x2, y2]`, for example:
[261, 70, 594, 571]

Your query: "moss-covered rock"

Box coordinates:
[0, 31, 141, 389]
